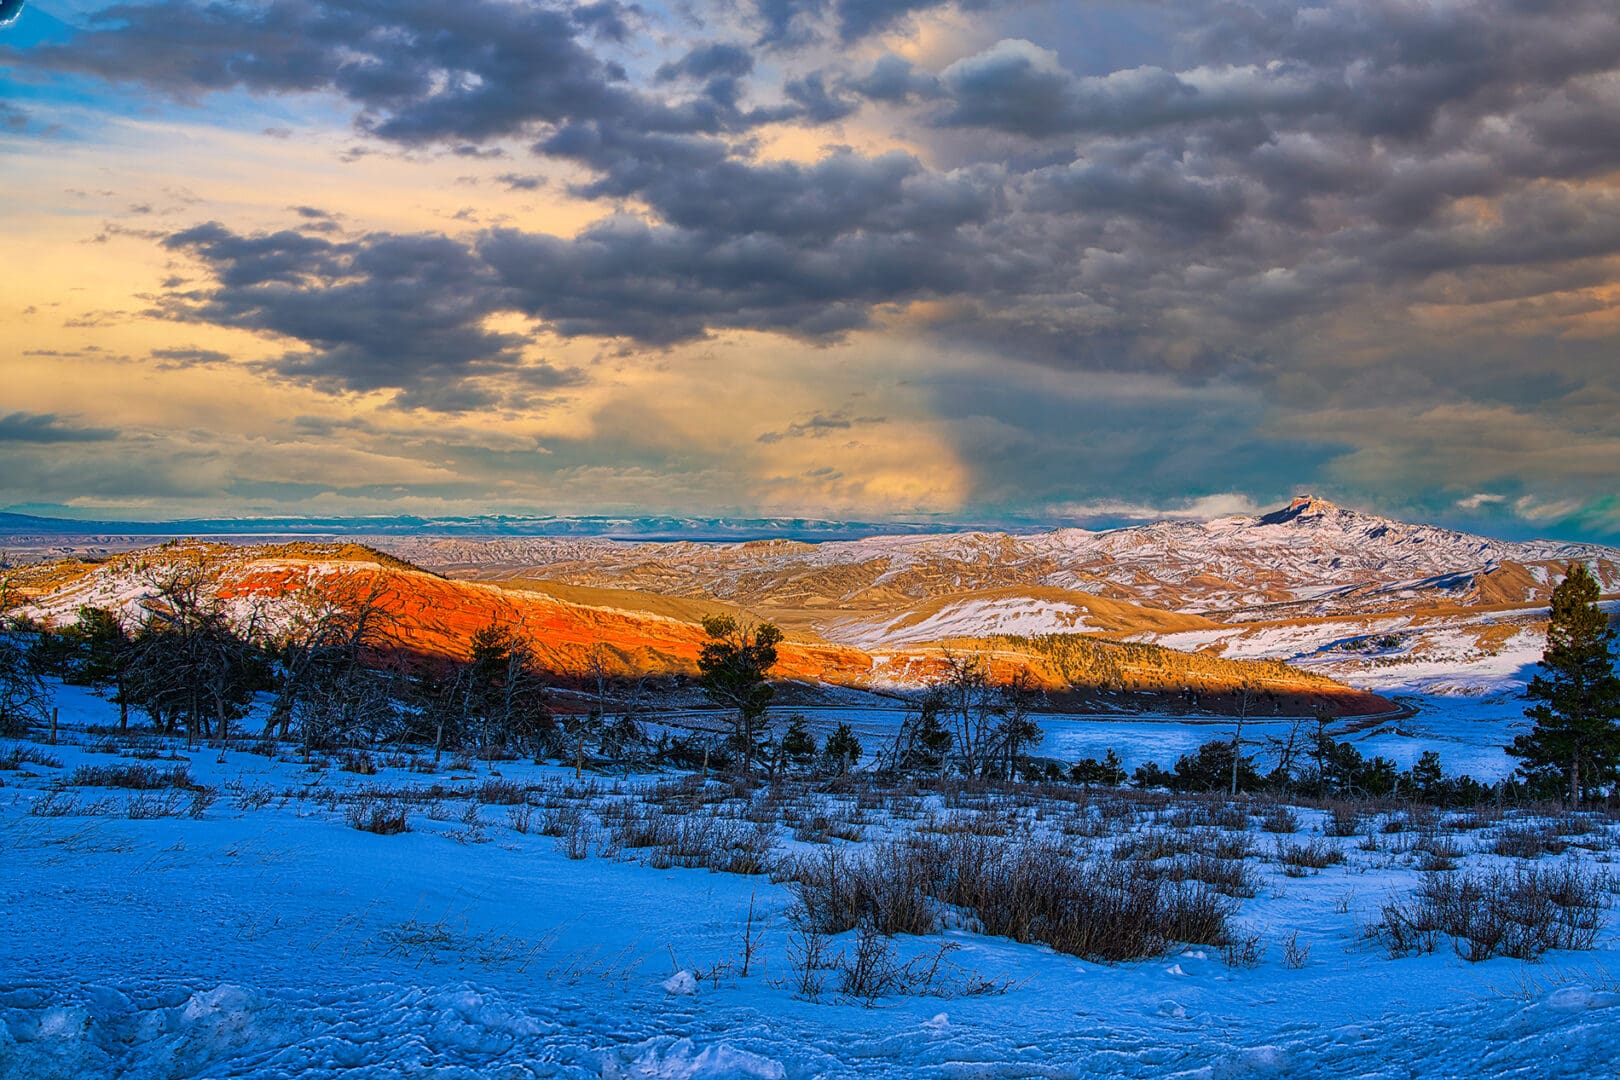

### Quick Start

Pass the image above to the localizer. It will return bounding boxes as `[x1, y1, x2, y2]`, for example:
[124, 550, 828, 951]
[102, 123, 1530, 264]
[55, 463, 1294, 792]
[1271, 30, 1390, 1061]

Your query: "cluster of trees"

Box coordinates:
[5, 558, 580, 760]
[1112, 729, 1492, 806]
[877, 652, 1043, 780]
[1000, 631, 1318, 700]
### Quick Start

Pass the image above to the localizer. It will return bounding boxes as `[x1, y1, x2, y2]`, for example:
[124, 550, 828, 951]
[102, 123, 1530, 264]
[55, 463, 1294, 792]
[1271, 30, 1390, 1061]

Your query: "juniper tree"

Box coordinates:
[822, 722, 862, 775]
[779, 714, 817, 775]
[465, 624, 552, 761]
[1510, 563, 1620, 808]
[65, 606, 133, 730]
[1070, 749, 1126, 786]
[890, 689, 952, 777]
[695, 615, 782, 778]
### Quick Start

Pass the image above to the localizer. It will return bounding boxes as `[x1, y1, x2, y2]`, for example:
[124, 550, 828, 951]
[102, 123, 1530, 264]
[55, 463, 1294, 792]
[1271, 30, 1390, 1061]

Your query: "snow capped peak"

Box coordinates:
[1257, 495, 1341, 525]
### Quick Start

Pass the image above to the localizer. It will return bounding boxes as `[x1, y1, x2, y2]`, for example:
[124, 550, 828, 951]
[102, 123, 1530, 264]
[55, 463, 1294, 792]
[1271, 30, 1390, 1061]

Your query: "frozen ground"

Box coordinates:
[3, 686, 1618, 1079]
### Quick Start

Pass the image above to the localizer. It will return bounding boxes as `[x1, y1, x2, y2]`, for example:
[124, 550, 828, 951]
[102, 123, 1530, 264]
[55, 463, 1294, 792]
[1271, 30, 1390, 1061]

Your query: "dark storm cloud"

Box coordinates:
[847, 55, 941, 104]
[557, 147, 998, 241]
[0, 412, 117, 443]
[478, 213, 975, 343]
[6, 0, 678, 145]
[752, 0, 985, 46]
[935, 39, 1336, 138]
[655, 43, 755, 84]
[157, 222, 583, 411]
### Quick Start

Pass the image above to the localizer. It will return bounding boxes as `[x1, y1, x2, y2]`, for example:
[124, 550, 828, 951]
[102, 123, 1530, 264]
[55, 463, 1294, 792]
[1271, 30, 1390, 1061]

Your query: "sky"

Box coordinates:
[1, 0, 1618, 541]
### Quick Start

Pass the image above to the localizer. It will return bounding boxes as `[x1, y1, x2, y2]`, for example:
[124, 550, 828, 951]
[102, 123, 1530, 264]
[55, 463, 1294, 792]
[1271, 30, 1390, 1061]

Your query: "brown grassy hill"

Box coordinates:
[11, 543, 1394, 715]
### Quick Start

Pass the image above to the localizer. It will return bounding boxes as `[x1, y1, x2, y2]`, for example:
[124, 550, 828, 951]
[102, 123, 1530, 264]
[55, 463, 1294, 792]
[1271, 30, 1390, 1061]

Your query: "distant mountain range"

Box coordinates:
[0, 510, 991, 542]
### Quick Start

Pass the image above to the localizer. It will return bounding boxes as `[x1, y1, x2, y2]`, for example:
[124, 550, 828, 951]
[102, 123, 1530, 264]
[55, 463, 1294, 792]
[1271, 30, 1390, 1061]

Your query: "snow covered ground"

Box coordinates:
[3, 686, 1619, 1079]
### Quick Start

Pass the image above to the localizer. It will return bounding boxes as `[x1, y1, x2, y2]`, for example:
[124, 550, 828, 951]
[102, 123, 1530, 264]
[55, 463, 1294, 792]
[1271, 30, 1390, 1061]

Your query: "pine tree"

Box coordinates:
[1509, 563, 1620, 808]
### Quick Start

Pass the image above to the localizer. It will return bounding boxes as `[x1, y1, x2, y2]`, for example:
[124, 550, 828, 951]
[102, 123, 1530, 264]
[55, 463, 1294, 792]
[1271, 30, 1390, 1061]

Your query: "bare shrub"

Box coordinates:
[1221, 927, 1266, 968]
[1260, 806, 1299, 834]
[346, 796, 409, 835]
[70, 763, 198, 790]
[28, 790, 81, 817]
[225, 779, 275, 811]
[1322, 804, 1362, 837]
[1274, 837, 1346, 877]
[786, 925, 832, 1000]
[788, 842, 938, 937]
[125, 789, 190, 819]
[1281, 931, 1311, 969]
[556, 814, 592, 860]
[1493, 823, 1569, 860]
[1370, 864, 1609, 962]
[615, 807, 777, 876]
[337, 749, 377, 775]
[1411, 833, 1466, 872]
[475, 778, 528, 805]
[0, 744, 62, 770]
[838, 921, 905, 1002]
[789, 832, 1231, 962]
[1162, 853, 1259, 899]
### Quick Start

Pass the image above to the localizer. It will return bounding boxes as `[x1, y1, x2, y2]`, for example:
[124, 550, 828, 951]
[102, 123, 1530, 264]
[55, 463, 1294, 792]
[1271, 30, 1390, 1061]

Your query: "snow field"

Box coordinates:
[3, 690, 1620, 1078]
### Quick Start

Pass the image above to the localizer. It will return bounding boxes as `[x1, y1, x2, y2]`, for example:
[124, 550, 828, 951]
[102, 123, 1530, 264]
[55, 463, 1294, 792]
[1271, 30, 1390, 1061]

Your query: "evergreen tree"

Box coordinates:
[891, 691, 952, 776]
[66, 606, 133, 730]
[822, 722, 862, 775]
[465, 624, 552, 760]
[1173, 739, 1261, 793]
[1409, 750, 1444, 801]
[1070, 749, 1126, 786]
[780, 714, 817, 774]
[1509, 563, 1620, 808]
[695, 615, 782, 778]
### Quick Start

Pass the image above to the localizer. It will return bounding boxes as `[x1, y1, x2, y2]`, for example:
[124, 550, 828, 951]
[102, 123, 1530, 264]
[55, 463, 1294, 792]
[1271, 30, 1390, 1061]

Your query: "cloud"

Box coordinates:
[149, 346, 231, 368]
[1456, 493, 1508, 511]
[655, 43, 755, 84]
[752, 0, 985, 47]
[0, 412, 118, 443]
[756, 411, 886, 443]
[1044, 493, 1265, 523]
[158, 221, 585, 410]
[6, 0, 673, 145]
[494, 173, 545, 191]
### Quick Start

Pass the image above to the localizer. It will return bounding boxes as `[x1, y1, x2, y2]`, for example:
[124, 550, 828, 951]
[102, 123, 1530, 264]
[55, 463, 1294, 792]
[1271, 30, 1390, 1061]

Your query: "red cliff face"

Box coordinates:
[221, 561, 876, 684]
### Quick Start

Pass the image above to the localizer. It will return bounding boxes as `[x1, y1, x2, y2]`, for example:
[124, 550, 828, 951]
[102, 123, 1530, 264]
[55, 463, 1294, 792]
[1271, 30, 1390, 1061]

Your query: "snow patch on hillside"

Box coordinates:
[833, 597, 1091, 648]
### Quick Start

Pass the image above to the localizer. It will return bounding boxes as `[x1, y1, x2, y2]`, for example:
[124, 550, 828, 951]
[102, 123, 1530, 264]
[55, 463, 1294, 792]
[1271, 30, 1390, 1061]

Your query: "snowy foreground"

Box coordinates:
[4, 691, 1619, 1079]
